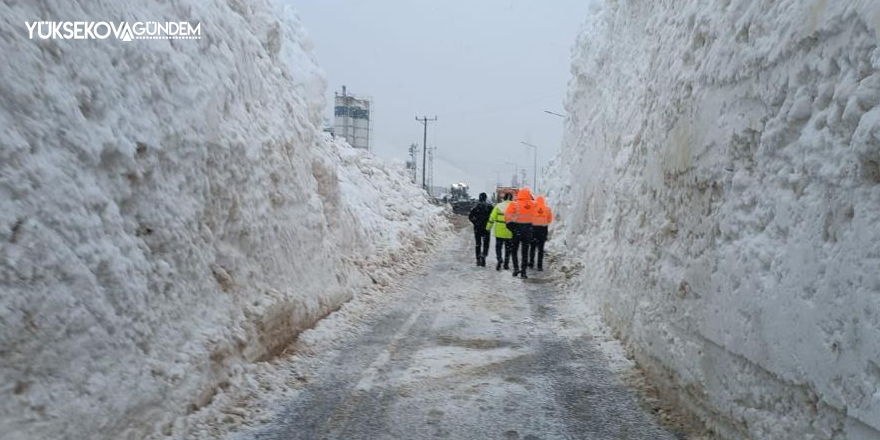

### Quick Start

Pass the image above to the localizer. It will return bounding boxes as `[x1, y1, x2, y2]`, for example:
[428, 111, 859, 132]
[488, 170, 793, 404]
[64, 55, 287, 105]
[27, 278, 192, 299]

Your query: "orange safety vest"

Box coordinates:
[504, 187, 536, 224]
[533, 196, 553, 226]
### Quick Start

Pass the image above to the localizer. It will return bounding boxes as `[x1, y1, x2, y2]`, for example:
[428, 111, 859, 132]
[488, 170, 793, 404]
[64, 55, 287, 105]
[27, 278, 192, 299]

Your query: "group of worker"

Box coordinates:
[467, 187, 553, 279]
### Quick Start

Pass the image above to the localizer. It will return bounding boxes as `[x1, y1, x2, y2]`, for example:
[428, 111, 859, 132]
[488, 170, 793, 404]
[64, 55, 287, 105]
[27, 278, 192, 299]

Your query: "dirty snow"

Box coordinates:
[0, 1, 449, 439]
[546, 1, 880, 439]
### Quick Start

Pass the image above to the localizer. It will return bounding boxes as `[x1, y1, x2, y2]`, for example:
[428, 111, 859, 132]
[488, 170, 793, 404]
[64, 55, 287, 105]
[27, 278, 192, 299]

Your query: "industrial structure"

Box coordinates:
[334, 85, 371, 150]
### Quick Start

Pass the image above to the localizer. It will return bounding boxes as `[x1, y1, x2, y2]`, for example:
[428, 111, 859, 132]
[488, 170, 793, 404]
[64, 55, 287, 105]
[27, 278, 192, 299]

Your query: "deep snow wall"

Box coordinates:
[548, 1, 880, 439]
[0, 1, 446, 439]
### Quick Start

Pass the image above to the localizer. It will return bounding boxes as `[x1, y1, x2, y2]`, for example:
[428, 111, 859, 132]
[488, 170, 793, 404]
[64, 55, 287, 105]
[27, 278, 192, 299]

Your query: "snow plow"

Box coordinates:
[448, 182, 475, 215]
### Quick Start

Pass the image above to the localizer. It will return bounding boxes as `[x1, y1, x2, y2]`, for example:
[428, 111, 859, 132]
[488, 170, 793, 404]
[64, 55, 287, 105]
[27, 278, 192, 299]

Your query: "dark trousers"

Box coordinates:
[474, 228, 490, 260]
[495, 237, 511, 264]
[509, 224, 533, 273]
[529, 226, 548, 268]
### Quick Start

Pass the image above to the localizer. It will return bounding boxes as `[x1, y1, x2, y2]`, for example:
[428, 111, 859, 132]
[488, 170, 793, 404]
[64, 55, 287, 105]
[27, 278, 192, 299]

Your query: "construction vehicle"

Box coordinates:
[448, 182, 475, 215]
[495, 186, 518, 203]
[449, 182, 470, 202]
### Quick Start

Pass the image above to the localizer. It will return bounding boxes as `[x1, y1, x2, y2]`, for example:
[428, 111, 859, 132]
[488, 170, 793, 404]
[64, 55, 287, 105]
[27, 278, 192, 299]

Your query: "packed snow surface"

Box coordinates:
[547, 1, 880, 439]
[0, 1, 448, 439]
[231, 229, 683, 440]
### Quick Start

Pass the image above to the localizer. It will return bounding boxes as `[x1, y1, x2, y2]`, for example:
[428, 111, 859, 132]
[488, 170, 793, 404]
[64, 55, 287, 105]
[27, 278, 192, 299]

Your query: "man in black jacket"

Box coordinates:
[468, 193, 493, 267]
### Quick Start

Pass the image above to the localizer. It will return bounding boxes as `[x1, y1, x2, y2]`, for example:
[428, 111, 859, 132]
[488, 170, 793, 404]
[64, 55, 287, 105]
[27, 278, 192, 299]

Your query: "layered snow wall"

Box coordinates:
[0, 1, 447, 439]
[548, 1, 880, 439]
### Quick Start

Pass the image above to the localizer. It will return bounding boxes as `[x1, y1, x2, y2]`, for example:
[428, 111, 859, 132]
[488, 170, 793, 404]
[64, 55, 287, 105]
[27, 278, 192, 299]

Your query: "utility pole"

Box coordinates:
[520, 142, 538, 193]
[505, 161, 518, 187]
[427, 146, 436, 196]
[415, 115, 438, 191]
[408, 143, 419, 184]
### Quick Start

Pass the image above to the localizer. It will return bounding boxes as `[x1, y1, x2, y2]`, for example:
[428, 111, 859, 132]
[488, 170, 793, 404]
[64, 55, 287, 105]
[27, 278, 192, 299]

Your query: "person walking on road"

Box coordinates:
[485, 193, 514, 271]
[504, 187, 536, 279]
[529, 196, 553, 271]
[468, 192, 493, 267]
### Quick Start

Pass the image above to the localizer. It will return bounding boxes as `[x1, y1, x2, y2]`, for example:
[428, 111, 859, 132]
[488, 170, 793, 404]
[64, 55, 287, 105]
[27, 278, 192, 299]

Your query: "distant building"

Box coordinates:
[334, 85, 371, 150]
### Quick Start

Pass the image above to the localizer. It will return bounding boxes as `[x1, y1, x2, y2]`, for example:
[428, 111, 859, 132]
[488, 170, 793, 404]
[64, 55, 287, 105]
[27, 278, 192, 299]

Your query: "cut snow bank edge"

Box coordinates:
[0, 1, 450, 439]
[547, 1, 880, 439]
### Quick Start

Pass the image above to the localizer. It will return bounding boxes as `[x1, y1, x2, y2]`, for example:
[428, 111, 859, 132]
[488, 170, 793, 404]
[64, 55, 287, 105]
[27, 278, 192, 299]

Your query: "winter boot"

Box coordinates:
[512, 267, 519, 276]
[520, 270, 528, 279]
[496, 261, 502, 271]
[503, 263, 509, 270]
[537, 265, 543, 271]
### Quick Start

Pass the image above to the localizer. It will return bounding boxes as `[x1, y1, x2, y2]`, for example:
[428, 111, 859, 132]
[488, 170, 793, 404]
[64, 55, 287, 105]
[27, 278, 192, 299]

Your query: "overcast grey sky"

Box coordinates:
[291, 0, 586, 196]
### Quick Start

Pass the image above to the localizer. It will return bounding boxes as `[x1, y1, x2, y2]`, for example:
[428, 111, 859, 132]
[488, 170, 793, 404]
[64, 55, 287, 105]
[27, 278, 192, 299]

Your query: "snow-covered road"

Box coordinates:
[232, 225, 682, 440]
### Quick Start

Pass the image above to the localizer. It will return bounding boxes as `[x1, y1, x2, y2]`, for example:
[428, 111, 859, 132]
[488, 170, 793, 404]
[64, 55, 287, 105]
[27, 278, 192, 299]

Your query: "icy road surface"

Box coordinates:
[237, 226, 680, 440]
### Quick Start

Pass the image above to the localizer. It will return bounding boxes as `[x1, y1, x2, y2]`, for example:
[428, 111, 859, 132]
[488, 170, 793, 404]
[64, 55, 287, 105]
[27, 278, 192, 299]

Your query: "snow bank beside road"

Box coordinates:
[548, 1, 880, 439]
[0, 1, 448, 439]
